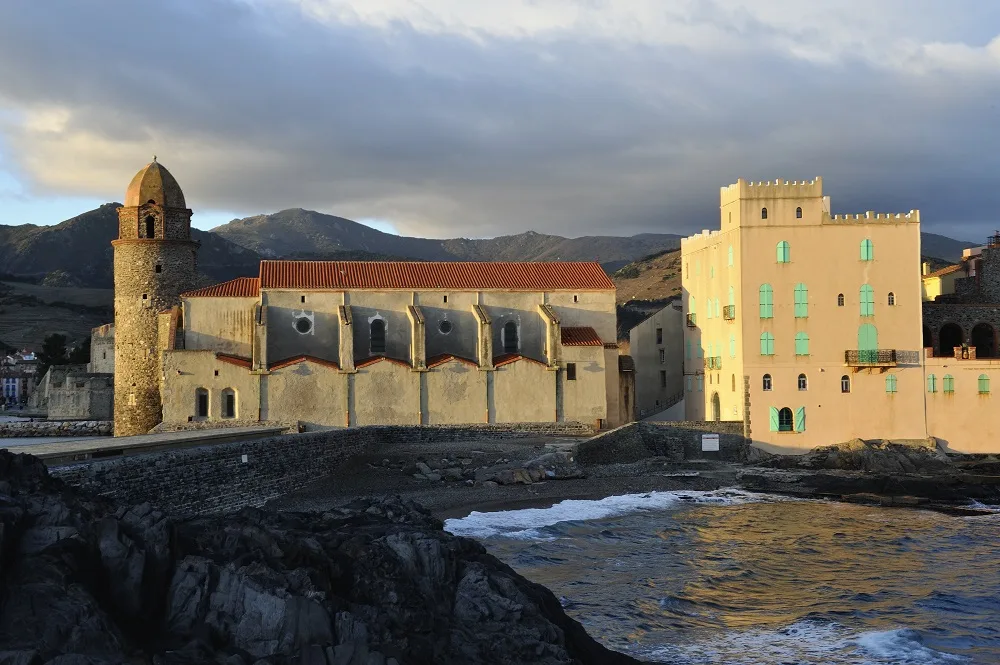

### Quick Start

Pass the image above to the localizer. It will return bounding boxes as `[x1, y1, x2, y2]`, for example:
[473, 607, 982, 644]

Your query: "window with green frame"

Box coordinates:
[943, 374, 955, 394]
[728, 245, 734, 267]
[794, 283, 808, 318]
[927, 374, 937, 393]
[979, 374, 990, 394]
[760, 332, 775, 356]
[795, 332, 810, 356]
[860, 284, 875, 317]
[885, 374, 897, 393]
[729, 334, 736, 357]
[776, 241, 790, 263]
[759, 284, 773, 318]
[861, 239, 874, 261]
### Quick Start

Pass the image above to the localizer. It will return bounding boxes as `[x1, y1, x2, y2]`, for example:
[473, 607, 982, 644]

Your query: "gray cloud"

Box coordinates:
[0, 0, 998, 240]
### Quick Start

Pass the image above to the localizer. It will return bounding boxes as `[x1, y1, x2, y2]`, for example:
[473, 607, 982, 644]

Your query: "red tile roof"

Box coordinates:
[268, 355, 340, 371]
[258, 261, 615, 291]
[216, 353, 252, 369]
[182, 277, 260, 298]
[560, 326, 604, 346]
[426, 353, 478, 368]
[355, 356, 412, 369]
[493, 353, 547, 368]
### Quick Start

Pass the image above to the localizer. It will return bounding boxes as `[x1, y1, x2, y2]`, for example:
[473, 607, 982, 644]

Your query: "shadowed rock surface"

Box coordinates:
[0, 451, 644, 665]
[758, 438, 952, 474]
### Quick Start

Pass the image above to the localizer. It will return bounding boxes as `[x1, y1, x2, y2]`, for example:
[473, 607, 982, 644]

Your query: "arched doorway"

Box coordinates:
[971, 323, 996, 358]
[939, 323, 963, 358]
[923, 325, 933, 352]
[711, 392, 721, 422]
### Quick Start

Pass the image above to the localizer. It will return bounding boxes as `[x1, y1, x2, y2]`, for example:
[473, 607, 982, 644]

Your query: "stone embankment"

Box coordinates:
[0, 450, 643, 665]
[0, 420, 112, 438]
[378, 450, 586, 487]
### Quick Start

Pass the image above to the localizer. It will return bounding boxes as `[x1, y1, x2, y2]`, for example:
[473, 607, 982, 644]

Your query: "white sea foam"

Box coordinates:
[444, 489, 796, 540]
[640, 620, 969, 665]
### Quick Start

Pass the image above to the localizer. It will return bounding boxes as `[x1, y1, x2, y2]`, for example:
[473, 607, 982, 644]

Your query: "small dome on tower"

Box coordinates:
[124, 158, 186, 208]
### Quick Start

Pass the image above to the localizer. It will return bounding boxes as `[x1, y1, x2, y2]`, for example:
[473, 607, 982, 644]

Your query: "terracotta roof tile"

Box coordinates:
[268, 355, 340, 371]
[560, 326, 604, 346]
[355, 356, 412, 369]
[493, 353, 547, 368]
[216, 353, 252, 369]
[182, 277, 260, 298]
[426, 353, 478, 368]
[258, 261, 615, 291]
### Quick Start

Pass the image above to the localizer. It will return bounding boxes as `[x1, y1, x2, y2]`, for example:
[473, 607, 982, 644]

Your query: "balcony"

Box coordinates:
[707, 356, 722, 370]
[686, 313, 697, 327]
[845, 349, 897, 370]
[723, 305, 735, 320]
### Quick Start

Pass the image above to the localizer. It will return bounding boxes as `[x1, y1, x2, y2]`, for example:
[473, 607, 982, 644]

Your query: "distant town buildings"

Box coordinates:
[1, 351, 37, 408]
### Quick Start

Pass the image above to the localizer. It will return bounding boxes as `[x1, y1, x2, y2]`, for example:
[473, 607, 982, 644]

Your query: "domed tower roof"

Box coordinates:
[124, 158, 186, 208]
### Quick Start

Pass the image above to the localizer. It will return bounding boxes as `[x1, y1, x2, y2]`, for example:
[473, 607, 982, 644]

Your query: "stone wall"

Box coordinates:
[576, 420, 749, 464]
[149, 419, 301, 433]
[49, 422, 595, 515]
[922, 302, 1000, 357]
[1, 420, 112, 438]
[49, 373, 114, 421]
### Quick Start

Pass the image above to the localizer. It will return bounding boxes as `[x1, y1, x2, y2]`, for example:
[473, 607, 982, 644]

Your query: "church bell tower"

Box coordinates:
[112, 159, 199, 436]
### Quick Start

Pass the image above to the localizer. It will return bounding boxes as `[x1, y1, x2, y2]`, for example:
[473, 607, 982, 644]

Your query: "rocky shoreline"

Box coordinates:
[0, 449, 644, 664]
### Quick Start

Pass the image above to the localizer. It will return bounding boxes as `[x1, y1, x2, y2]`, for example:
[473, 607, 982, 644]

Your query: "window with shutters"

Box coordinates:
[927, 374, 937, 393]
[885, 374, 897, 394]
[760, 332, 775, 356]
[979, 374, 990, 395]
[795, 332, 810, 356]
[860, 285, 875, 317]
[697, 375, 703, 392]
[778, 407, 793, 431]
[759, 284, 773, 318]
[776, 241, 790, 263]
[686, 376, 692, 392]
[861, 239, 874, 261]
[943, 374, 955, 394]
[794, 283, 808, 318]
[794, 407, 806, 432]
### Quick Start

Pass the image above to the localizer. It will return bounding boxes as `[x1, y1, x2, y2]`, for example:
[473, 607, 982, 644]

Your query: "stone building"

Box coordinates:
[622, 301, 684, 419]
[103, 161, 624, 434]
[682, 177, 1000, 454]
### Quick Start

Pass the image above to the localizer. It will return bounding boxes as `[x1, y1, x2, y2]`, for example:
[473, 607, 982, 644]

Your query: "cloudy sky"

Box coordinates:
[0, 0, 998, 240]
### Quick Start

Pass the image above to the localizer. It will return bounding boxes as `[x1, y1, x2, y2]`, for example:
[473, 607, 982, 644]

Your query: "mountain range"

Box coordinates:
[0, 205, 981, 288]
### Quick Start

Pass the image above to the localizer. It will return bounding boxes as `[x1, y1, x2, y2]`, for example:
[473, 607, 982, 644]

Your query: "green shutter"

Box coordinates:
[885, 375, 897, 393]
[979, 374, 990, 394]
[860, 285, 874, 317]
[927, 374, 936, 393]
[794, 283, 808, 318]
[858, 324, 878, 362]
[759, 284, 773, 319]
[795, 332, 809, 356]
[861, 239, 874, 261]
[944, 375, 954, 393]
[794, 407, 806, 432]
[769, 407, 780, 432]
[776, 241, 790, 263]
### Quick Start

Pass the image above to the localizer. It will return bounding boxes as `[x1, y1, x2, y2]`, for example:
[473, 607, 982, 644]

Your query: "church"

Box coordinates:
[109, 161, 625, 436]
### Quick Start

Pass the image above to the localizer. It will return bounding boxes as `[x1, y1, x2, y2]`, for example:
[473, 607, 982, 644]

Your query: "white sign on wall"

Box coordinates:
[701, 433, 720, 452]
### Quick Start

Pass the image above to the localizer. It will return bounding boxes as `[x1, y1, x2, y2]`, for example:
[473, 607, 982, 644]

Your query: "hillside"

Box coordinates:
[0, 281, 113, 350]
[922, 232, 979, 263]
[211, 208, 685, 266]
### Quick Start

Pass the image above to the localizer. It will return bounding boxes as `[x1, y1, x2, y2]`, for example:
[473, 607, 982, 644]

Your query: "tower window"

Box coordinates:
[796, 206, 802, 219]
[301, 295, 306, 304]
[761, 207, 768, 219]
[660, 370, 667, 387]
[888, 292, 896, 306]
[195, 388, 209, 418]
[567, 363, 577, 381]
[763, 374, 772, 391]
[443, 295, 448, 303]
[573, 295, 579, 303]
[145, 215, 155, 239]
[142, 294, 148, 300]
[155, 264, 162, 273]
[798, 373, 808, 391]
[503, 321, 519, 354]
[370, 319, 386, 354]
[656, 327, 663, 344]
[222, 388, 237, 418]
[841, 375, 851, 393]
[838, 293, 845, 307]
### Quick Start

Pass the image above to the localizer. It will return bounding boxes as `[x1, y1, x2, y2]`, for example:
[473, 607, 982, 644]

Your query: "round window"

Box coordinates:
[294, 317, 313, 334]
[439, 320, 453, 334]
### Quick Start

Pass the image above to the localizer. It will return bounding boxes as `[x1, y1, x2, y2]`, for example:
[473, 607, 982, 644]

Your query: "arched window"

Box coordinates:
[728, 245, 734, 267]
[798, 373, 808, 391]
[778, 407, 793, 432]
[860, 284, 875, 317]
[795, 332, 810, 356]
[943, 374, 955, 394]
[759, 284, 773, 318]
[861, 239, 874, 261]
[885, 374, 897, 394]
[221, 388, 236, 419]
[761, 207, 768, 219]
[927, 374, 937, 393]
[888, 292, 896, 306]
[794, 283, 808, 318]
[760, 332, 775, 356]
[979, 374, 991, 395]
[841, 375, 851, 393]
[370, 319, 386, 354]
[729, 334, 736, 358]
[503, 321, 518, 354]
[195, 388, 209, 418]
[837, 293, 845, 307]
[763, 374, 772, 391]
[795, 206, 803, 219]
[776, 241, 790, 263]
[144, 215, 155, 239]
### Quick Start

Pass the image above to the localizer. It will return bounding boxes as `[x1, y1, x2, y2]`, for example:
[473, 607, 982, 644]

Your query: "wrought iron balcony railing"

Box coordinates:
[845, 349, 897, 366]
[686, 313, 697, 327]
[723, 305, 735, 320]
[707, 356, 722, 370]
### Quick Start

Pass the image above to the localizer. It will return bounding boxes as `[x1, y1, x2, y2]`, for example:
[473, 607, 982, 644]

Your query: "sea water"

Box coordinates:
[445, 490, 1000, 664]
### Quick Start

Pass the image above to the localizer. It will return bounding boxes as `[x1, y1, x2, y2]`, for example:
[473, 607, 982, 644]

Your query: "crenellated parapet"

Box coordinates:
[720, 177, 824, 206]
[826, 210, 920, 224]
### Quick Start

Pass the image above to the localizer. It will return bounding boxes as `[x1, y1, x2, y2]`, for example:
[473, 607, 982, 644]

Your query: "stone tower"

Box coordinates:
[113, 160, 198, 436]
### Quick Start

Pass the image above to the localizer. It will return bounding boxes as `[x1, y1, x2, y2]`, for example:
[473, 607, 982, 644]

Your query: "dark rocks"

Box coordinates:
[759, 438, 951, 474]
[0, 450, 643, 664]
